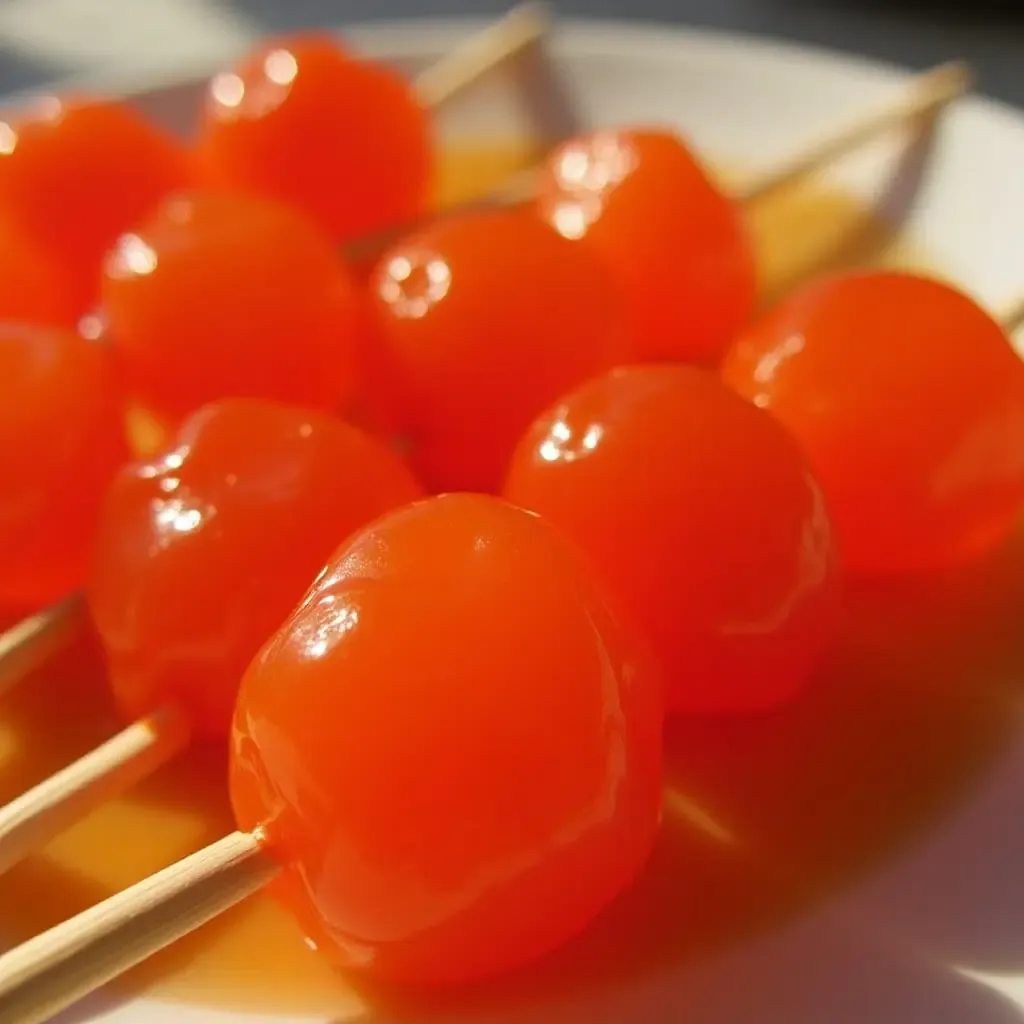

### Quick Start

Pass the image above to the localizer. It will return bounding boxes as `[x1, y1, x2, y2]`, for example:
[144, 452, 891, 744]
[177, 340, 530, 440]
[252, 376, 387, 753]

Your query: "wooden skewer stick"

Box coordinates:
[0, 595, 84, 699]
[1000, 295, 1024, 336]
[0, 829, 277, 1024]
[0, 709, 188, 876]
[0, 54, 974, 881]
[734, 60, 972, 204]
[414, 1, 552, 110]
[0, 2, 556, 705]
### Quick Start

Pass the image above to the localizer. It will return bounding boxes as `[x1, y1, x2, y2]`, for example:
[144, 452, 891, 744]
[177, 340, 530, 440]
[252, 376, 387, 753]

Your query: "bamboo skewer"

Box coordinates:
[0, 830, 277, 1024]
[0, 595, 84, 699]
[414, 1, 552, 111]
[0, 709, 189, 876]
[1000, 295, 1024, 336]
[734, 60, 971, 205]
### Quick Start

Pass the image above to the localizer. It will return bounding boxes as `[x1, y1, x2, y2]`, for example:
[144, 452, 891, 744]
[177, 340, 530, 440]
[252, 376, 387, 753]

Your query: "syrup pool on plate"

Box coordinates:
[1, 140, 1017, 1021]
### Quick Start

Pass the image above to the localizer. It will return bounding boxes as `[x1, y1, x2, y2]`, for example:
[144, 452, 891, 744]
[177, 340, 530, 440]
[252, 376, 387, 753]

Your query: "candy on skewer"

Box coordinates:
[0, 493, 665, 1023]
[533, 60, 970, 367]
[722, 277, 1024, 575]
[193, 2, 556, 246]
[0, 56, 974, 866]
[503, 363, 842, 713]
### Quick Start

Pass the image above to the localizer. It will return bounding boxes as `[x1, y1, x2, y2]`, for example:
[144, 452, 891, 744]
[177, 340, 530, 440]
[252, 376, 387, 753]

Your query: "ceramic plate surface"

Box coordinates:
[11, 15, 1024, 1024]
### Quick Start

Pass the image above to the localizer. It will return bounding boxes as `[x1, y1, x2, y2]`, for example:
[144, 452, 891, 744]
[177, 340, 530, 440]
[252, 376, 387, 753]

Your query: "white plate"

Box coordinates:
[14, 15, 1024, 1024]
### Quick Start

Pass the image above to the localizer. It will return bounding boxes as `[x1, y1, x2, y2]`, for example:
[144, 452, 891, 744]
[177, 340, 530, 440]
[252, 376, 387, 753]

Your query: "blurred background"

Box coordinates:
[0, 0, 1021, 104]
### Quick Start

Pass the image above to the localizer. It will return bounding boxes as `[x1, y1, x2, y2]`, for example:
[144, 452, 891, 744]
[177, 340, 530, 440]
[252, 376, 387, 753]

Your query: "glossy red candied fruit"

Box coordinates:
[721, 270, 1024, 575]
[88, 397, 423, 739]
[370, 208, 630, 492]
[535, 128, 757, 366]
[101, 190, 364, 423]
[0, 323, 129, 609]
[504, 364, 841, 713]
[0, 218, 80, 326]
[195, 34, 433, 243]
[0, 97, 191, 314]
[230, 492, 664, 983]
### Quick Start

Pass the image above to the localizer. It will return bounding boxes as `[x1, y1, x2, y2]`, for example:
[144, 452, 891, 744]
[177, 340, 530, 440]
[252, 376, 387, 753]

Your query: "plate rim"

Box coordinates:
[9, 11, 1020, 131]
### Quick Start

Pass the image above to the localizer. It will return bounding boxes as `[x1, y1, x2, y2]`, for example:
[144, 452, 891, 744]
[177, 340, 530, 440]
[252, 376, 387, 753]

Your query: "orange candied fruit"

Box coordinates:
[370, 208, 631, 492]
[195, 33, 433, 243]
[0, 323, 129, 609]
[101, 190, 364, 424]
[722, 270, 1024, 575]
[231, 492, 664, 983]
[536, 127, 757, 366]
[505, 364, 841, 713]
[0, 97, 191, 314]
[88, 397, 423, 739]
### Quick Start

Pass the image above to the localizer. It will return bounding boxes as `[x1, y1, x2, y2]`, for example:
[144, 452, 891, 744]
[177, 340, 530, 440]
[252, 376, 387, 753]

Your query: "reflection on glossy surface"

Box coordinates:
[0, 323, 128, 609]
[229, 493, 664, 984]
[105, 232, 159, 280]
[546, 131, 640, 240]
[537, 128, 756, 365]
[370, 208, 630, 492]
[208, 48, 300, 123]
[378, 249, 453, 320]
[505, 364, 840, 714]
[722, 271, 1024, 575]
[87, 397, 422, 740]
[196, 34, 433, 241]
